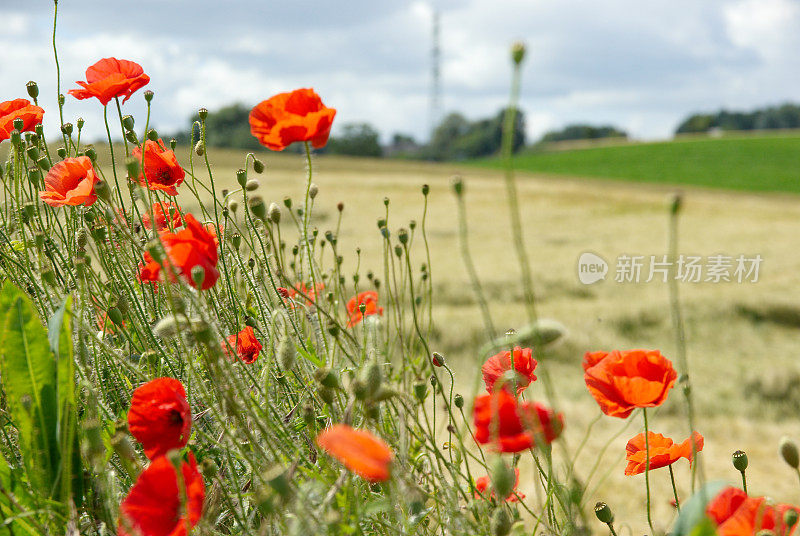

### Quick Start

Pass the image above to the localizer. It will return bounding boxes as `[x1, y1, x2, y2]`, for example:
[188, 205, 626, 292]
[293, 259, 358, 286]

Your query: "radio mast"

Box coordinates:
[429, 10, 441, 141]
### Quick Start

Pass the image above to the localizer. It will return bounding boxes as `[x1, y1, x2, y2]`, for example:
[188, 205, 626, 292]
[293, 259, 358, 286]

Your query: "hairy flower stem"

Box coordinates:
[669, 465, 680, 511]
[643, 408, 655, 535]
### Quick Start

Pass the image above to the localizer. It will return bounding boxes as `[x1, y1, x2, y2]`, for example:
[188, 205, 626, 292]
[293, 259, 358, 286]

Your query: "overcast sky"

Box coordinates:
[2, 0, 799, 144]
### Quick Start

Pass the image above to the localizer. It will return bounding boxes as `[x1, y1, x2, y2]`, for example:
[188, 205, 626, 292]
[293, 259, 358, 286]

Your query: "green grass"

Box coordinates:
[473, 133, 800, 193]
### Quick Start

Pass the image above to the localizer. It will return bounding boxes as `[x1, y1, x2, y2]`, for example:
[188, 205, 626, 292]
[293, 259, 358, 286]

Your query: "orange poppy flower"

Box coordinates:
[127, 378, 192, 460]
[118, 452, 205, 536]
[223, 326, 262, 364]
[39, 156, 100, 207]
[139, 214, 220, 290]
[584, 349, 677, 418]
[142, 201, 183, 231]
[582, 350, 610, 371]
[706, 487, 800, 536]
[482, 346, 537, 395]
[346, 291, 383, 327]
[474, 467, 525, 502]
[316, 424, 393, 482]
[624, 431, 704, 475]
[69, 57, 150, 106]
[131, 139, 185, 196]
[0, 98, 44, 142]
[283, 282, 324, 308]
[249, 88, 336, 151]
[472, 389, 563, 453]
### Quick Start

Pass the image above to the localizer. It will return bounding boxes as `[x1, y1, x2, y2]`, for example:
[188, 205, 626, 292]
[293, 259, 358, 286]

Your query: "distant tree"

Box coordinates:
[540, 124, 627, 143]
[675, 103, 800, 134]
[425, 108, 525, 161]
[385, 133, 420, 157]
[325, 123, 382, 157]
[174, 103, 262, 150]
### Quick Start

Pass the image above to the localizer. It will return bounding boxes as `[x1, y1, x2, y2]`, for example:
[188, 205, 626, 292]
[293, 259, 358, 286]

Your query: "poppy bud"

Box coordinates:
[144, 90, 154, 103]
[784, 509, 798, 530]
[451, 175, 464, 196]
[235, 168, 247, 188]
[153, 315, 183, 339]
[351, 379, 367, 400]
[301, 402, 316, 426]
[200, 458, 218, 481]
[253, 158, 265, 173]
[492, 509, 512, 536]
[394, 245, 402, 258]
[780, 437, 799, 469]
[732, 450, 748, 472]
[454, 394, 464, 409]
[594, 502, 614, 524]
[283, 196, 292, 209]
[77, 117, 85, 130]
[365, 359, 382, 396]
[327, 323, 339, 337]
[125, 157, 140, 179]
[230, 233, 241, 250]
[413, 381, 428, 402]
[147, 129, 159, 142]
[41, 268, 56, 287]
[170, 138, 177, 150]
[318, 387, 335, 405]
[422, 184, 429, 196]
[490, 457, 516, 502]
[194, 140, 205, 156]
[246, 179, 260, 191]
[314, 367, 340, 390]
[10, 129, 21, 147]
[279, 339, 296, 371]
[26, 80, 39, 100]
[511, 41, 526, 65]
[61, 123, 73, 136]
[25, 145, 39, 161]
[110, 432, 137, 463]
[309, 183, 319, 199]
[191, 266, 206, 288]
[84, 146, 97, 162]
[122, 115, 135, 131]
[94, 180, 112, 203]
[430, 352, 445, 367]
[248, 195, 267, 222]
[106, 307, 124, 327]
[268, 203, 281, 224]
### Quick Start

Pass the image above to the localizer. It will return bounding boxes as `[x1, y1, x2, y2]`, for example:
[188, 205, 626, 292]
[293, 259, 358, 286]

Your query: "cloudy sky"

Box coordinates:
[2, 0, 799, 144]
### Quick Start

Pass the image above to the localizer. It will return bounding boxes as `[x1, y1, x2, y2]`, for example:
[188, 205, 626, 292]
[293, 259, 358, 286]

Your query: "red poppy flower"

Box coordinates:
[0, 98, 44, 142]
[582, 350, 610, 372]
[346, 291, 384, 327]
[249, 88, 336, 151]
[706, 487, 800, 536]
[316, 424, 393, 482]
[482, 346, 537, 395]
[119, 452, 205, 536]
[127, 378, 191, 460]
[142, 201, 183, 231]
[584, 349, 677, 419]
[474, 468, 525, 502]
[39, 156, 100, 207]
[624, 431, 704, 475]
[283, 282, 324, 308]
[473, 390, 563, 453]
[69, 57, 150, 106]
[139, 214, 220, 290]
[131, 139, 185, 196]
[223, 326, 262, 364]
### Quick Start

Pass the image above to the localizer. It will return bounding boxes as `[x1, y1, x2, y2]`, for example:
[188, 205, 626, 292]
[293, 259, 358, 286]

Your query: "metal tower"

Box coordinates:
[429, 10, 441, 141]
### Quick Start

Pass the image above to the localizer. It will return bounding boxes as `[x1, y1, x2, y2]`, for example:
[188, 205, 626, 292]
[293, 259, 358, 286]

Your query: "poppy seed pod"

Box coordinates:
[245, 179, 259, 191]
[170, 138, 177, 150]
[84, 146, 97, 162]
[268, 203, 281, 224]
[26, 145, 39, 161]
[451, 175, 464, 196]
[198, 108, 208, 121]
[780, 437, 799, 469]
[248, 195, 267, 221]
[454, 394, 464, 409]
[594, 502, 614, 524]
[511, 41, 526, 65]
[144, 90, 154, 103]
[236, 169, 247, 188]
[228, 200, 239, 214]
[56, 147, 67, 158]
[61, 123, 73, 136]
[191, 266, 206, 288]
[122, 115, 135, 131]
[309, 183, 319, 199]
[732, 450, 748, 472]
[422, 184, 429, 196]
[283, 196, 292, 209]
[147, 129, 159, 142]
[785, 509, 799, 529]
[77, 117, 84, 130]
[397, 228, 409, 245]
[10, 129, 21, 147]
[12, 118, 24, 131]
[253, 158, 265, 173]
[26, 81, 39, 100]
[490, 458, 516, 503]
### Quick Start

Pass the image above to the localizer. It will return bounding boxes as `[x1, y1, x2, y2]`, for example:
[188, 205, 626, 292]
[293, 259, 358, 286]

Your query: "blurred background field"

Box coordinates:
[90, 140, 800, 530]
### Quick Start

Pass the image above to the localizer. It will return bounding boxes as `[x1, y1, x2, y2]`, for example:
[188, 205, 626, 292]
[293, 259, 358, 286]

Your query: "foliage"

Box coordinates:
[324, 122, 383, 157]
[425, 108, 525, 160]
[539, 124, 627, 143]
[675, 103, 800, 134]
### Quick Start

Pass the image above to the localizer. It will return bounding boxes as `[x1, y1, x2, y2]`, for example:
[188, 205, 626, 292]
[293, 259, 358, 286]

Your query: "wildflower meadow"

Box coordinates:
[0, 4, 799, 536]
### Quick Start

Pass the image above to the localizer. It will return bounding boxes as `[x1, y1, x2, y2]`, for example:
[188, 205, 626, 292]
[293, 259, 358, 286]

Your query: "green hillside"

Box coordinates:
[473, 133, 800, 194]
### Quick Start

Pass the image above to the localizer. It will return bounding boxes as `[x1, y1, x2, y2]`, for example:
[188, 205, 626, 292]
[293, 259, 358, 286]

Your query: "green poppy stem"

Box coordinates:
[643, 408, 655, 534]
